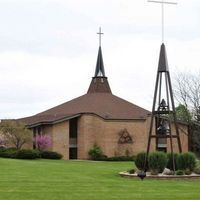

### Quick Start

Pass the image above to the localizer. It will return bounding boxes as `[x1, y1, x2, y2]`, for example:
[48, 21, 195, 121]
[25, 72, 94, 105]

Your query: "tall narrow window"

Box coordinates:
[69, 118, 78, 159]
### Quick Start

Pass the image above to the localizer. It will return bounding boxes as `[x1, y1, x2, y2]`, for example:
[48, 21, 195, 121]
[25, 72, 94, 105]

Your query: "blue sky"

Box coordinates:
[0, 0, 200, 118]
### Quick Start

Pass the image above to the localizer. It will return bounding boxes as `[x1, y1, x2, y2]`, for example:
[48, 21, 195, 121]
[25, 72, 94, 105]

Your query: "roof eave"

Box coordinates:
[27, 114, 81, 128]
[27, 112, 149, 128]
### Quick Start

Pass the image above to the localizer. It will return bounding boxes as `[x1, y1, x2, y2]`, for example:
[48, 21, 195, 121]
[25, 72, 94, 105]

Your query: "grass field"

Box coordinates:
[0, 158, 200, 200]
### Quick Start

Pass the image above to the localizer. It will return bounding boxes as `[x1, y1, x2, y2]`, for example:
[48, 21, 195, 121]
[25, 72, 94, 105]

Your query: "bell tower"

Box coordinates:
[145, 43, 182, 172]
[142, 0, 181, 175]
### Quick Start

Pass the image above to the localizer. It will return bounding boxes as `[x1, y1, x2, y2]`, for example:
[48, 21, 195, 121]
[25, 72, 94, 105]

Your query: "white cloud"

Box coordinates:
[0, 0, 199, 118]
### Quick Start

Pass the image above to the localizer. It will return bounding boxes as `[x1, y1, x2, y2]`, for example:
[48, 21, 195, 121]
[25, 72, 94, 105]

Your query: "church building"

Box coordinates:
[20, 37, 189, 160]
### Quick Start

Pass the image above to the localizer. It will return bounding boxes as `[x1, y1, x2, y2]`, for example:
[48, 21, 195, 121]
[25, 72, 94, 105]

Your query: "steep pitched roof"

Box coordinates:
[94, 46, 105, 77]
[87, 46, 111, 94]
[87, 77, 112, 93]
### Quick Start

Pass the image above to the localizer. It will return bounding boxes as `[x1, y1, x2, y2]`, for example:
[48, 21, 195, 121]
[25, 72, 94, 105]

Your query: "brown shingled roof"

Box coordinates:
[87, 77, 111, 93]
[20, 92, 150, 126]
[39, 93, 150, 119]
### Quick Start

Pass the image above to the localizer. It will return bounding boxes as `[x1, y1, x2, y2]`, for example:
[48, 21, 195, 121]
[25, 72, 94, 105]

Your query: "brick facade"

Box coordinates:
[38, 114, 188, 160]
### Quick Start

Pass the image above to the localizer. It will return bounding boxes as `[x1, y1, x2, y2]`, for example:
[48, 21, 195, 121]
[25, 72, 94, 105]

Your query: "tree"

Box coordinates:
[174, 72, 200, 123]
[174, 72, 200, 153]
[33, 135, 52, 151]
[0, 120, 32, 149]
[0, 132, 7, 147]
[176, 104, 192, 123]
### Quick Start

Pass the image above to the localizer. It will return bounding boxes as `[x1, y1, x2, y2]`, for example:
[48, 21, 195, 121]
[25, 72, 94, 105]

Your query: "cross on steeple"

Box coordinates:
[148, 0, 177, 43]
[97, 27, 104, 47]
[87, 27, 111, 93]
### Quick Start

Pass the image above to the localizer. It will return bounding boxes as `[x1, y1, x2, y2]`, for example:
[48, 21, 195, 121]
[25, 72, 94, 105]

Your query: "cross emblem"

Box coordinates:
[148, 0, 177, 43]
[97, 27, 104, 46]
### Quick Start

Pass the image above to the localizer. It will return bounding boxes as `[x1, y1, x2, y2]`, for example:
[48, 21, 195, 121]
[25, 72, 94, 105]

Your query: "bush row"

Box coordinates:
[0, 148, 63, 160]
[40, 151, 63, 159]
[103, 156, 135, 161]
[135, 151, 197, 174]
[89, 155, 135, 161]
[88, 144, 135, 161]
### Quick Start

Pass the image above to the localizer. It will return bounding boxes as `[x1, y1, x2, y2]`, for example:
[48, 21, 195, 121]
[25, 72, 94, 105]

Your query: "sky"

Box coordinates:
[0, 0, 200, 119]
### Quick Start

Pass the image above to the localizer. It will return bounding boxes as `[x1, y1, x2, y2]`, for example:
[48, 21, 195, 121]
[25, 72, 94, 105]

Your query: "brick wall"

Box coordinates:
[52, 121, 69, 159]
[77, 114, 149, 159]
[39, 114, 188, 160]
[77, 114, 188, 159]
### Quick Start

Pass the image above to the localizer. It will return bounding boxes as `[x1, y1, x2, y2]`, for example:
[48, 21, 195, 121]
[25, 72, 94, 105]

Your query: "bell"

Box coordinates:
[157, 120, 169, 135]
[159, 99, 168, 111]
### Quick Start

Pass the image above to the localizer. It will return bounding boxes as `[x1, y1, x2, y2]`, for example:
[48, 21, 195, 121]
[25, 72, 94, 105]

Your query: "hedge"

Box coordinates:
[104, 156, 135, 161]
[16, 149, 41, 159]
[40, 151, 63, 160]
[0, 148, 18, 158]
[0, 148, 63, 160]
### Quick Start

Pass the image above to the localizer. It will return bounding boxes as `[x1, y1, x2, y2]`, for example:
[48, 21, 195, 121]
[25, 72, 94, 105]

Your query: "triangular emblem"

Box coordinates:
[118, 129, 133, 144]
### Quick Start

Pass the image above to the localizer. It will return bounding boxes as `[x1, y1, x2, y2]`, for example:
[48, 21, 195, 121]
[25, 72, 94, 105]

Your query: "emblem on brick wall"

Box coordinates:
[118, 129, 133, 144]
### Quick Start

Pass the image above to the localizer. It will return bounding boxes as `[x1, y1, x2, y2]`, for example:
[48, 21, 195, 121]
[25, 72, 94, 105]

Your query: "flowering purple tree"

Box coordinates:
[34, 135, 52, 151]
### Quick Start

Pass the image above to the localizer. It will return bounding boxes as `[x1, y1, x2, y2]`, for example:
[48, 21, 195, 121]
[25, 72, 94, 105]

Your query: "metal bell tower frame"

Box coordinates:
[145, 43, 182, 171]
[144, 0, 182, 173]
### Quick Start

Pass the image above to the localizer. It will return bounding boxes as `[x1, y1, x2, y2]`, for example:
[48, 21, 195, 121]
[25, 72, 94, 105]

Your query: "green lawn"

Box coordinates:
[0, 158, 200, 200]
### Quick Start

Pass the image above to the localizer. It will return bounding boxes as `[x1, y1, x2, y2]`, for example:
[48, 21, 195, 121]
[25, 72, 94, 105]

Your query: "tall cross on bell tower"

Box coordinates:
[137, 0, 182, 180]
[97, 27, 104, 47]
[148, 0, 177, 43]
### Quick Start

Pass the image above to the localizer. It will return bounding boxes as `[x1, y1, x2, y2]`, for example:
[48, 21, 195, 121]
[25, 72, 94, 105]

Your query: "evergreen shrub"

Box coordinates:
[0, 148, 18, 158]
[105, 156, 135, 161]
[184, 168, 192, 175]
[148, 151, 167, 173]
[88, 144, 104, 160]
[135, 152, 148, 170]
[16, 149, 40, 159]
[176, 170, 184, 175]
[177, 152, 196, 171]
[166, 153, 178, 170]
[40, 151, 63, 159]
[128, 169, 136, 174]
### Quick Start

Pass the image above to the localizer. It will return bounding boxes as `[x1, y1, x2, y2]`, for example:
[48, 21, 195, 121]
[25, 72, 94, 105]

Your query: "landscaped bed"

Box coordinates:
[119, 171, 200, 180]
[120, 151, 200, 181]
